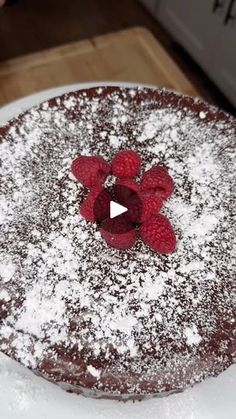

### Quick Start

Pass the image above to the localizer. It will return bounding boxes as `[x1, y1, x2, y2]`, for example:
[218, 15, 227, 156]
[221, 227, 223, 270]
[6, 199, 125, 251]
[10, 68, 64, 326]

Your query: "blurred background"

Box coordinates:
[0, 0, 235, 114]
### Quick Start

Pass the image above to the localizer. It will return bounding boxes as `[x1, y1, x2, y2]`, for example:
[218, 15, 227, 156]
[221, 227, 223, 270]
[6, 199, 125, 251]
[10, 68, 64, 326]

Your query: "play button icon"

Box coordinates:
[93, 184, 141, 233]
[110, 201, 128, 219]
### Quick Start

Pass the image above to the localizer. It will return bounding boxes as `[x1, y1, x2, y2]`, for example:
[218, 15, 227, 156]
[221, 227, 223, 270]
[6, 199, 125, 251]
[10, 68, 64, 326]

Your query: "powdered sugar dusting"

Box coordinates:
[0, 87, 235, 397]
[184, 326, 202, 346]
[87, 365, 101, 379]
[0, 261, 16, 283]
[0, 289, 10, 301]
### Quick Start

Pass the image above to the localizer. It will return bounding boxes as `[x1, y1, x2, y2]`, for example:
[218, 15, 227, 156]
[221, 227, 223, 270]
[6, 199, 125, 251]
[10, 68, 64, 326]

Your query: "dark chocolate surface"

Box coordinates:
[0, 87, 235, 400]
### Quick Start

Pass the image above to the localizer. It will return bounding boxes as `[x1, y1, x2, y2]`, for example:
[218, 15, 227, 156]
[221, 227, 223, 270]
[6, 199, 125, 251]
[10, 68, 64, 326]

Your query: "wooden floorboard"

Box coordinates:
[0, 0, 235, 114]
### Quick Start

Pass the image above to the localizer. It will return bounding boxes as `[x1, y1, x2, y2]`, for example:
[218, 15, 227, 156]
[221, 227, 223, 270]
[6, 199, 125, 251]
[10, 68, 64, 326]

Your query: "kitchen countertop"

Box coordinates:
[0, 27, 199, 106]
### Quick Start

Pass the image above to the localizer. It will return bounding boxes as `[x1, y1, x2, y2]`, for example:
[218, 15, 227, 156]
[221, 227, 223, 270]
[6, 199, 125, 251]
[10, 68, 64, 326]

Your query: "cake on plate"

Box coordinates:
[0, 87, 235, 400]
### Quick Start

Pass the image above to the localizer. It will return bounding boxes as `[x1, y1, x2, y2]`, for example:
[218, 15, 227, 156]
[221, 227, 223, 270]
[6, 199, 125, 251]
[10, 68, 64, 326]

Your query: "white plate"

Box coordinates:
[0, 83, 235, 419]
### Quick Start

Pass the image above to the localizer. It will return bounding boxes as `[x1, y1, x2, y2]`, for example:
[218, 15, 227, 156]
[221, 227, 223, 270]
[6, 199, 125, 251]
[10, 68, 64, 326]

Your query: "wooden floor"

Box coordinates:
[0, 0, 235, 114]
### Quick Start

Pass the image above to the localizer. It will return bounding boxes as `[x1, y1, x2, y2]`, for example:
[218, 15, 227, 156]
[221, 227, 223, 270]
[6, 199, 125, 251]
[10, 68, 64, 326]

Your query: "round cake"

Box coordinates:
[0, 87, 235, 400]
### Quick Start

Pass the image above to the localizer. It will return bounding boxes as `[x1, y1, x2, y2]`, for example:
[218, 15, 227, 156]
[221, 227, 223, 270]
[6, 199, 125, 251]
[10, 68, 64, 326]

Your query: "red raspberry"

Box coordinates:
[115, 178, 140, 193]
[139, 193, 163, 223]
[112, 178, 140, 224]
[125, 192, 163, 223]
[140, 214, 176, 254]
[71, 156, 110, 188]
[80, 187, 111, 222]
[114, 178, 140, 204]
[140, 166, 174, 199]
[100, 216, 136, 250]
[112, 150, 141, 178]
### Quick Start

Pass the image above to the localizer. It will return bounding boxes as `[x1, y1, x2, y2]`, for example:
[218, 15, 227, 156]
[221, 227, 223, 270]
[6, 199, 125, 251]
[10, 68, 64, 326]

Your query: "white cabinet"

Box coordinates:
[158, 0, 226, 71]
[139, 0, 160, 15]
[211, 7, 236, 105]
[140, 0, 236, 107]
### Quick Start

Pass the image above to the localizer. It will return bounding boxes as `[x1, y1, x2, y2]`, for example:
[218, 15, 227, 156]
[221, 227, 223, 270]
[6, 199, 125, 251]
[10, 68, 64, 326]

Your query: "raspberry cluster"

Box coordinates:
[71, 150, 176, 254]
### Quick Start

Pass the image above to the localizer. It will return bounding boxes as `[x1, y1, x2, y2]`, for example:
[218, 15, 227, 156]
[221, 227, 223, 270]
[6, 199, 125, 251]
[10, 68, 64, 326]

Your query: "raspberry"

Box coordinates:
[112, 179, 141, 224]
[100, 216, 136, 250]
[116, 178, 140, 193]
[114, 178, 140, 204]
[140, 214, 176, 254]
[112, 150, 141, 178]
[139, 193, 163, 223]
[71, 156, 110, 188]
[125, 192, 163, 223]
[140, 166, 174, 199]
[80, 187, 111, 222]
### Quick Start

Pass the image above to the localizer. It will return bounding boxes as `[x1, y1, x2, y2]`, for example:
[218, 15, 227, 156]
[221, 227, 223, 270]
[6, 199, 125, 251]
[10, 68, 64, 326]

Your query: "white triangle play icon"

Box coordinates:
[110, 201, 128, 219]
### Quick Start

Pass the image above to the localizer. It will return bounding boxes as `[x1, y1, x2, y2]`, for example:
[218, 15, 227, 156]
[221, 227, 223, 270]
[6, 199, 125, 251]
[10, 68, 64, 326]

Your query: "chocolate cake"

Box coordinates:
[0, 87, 235, 400]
